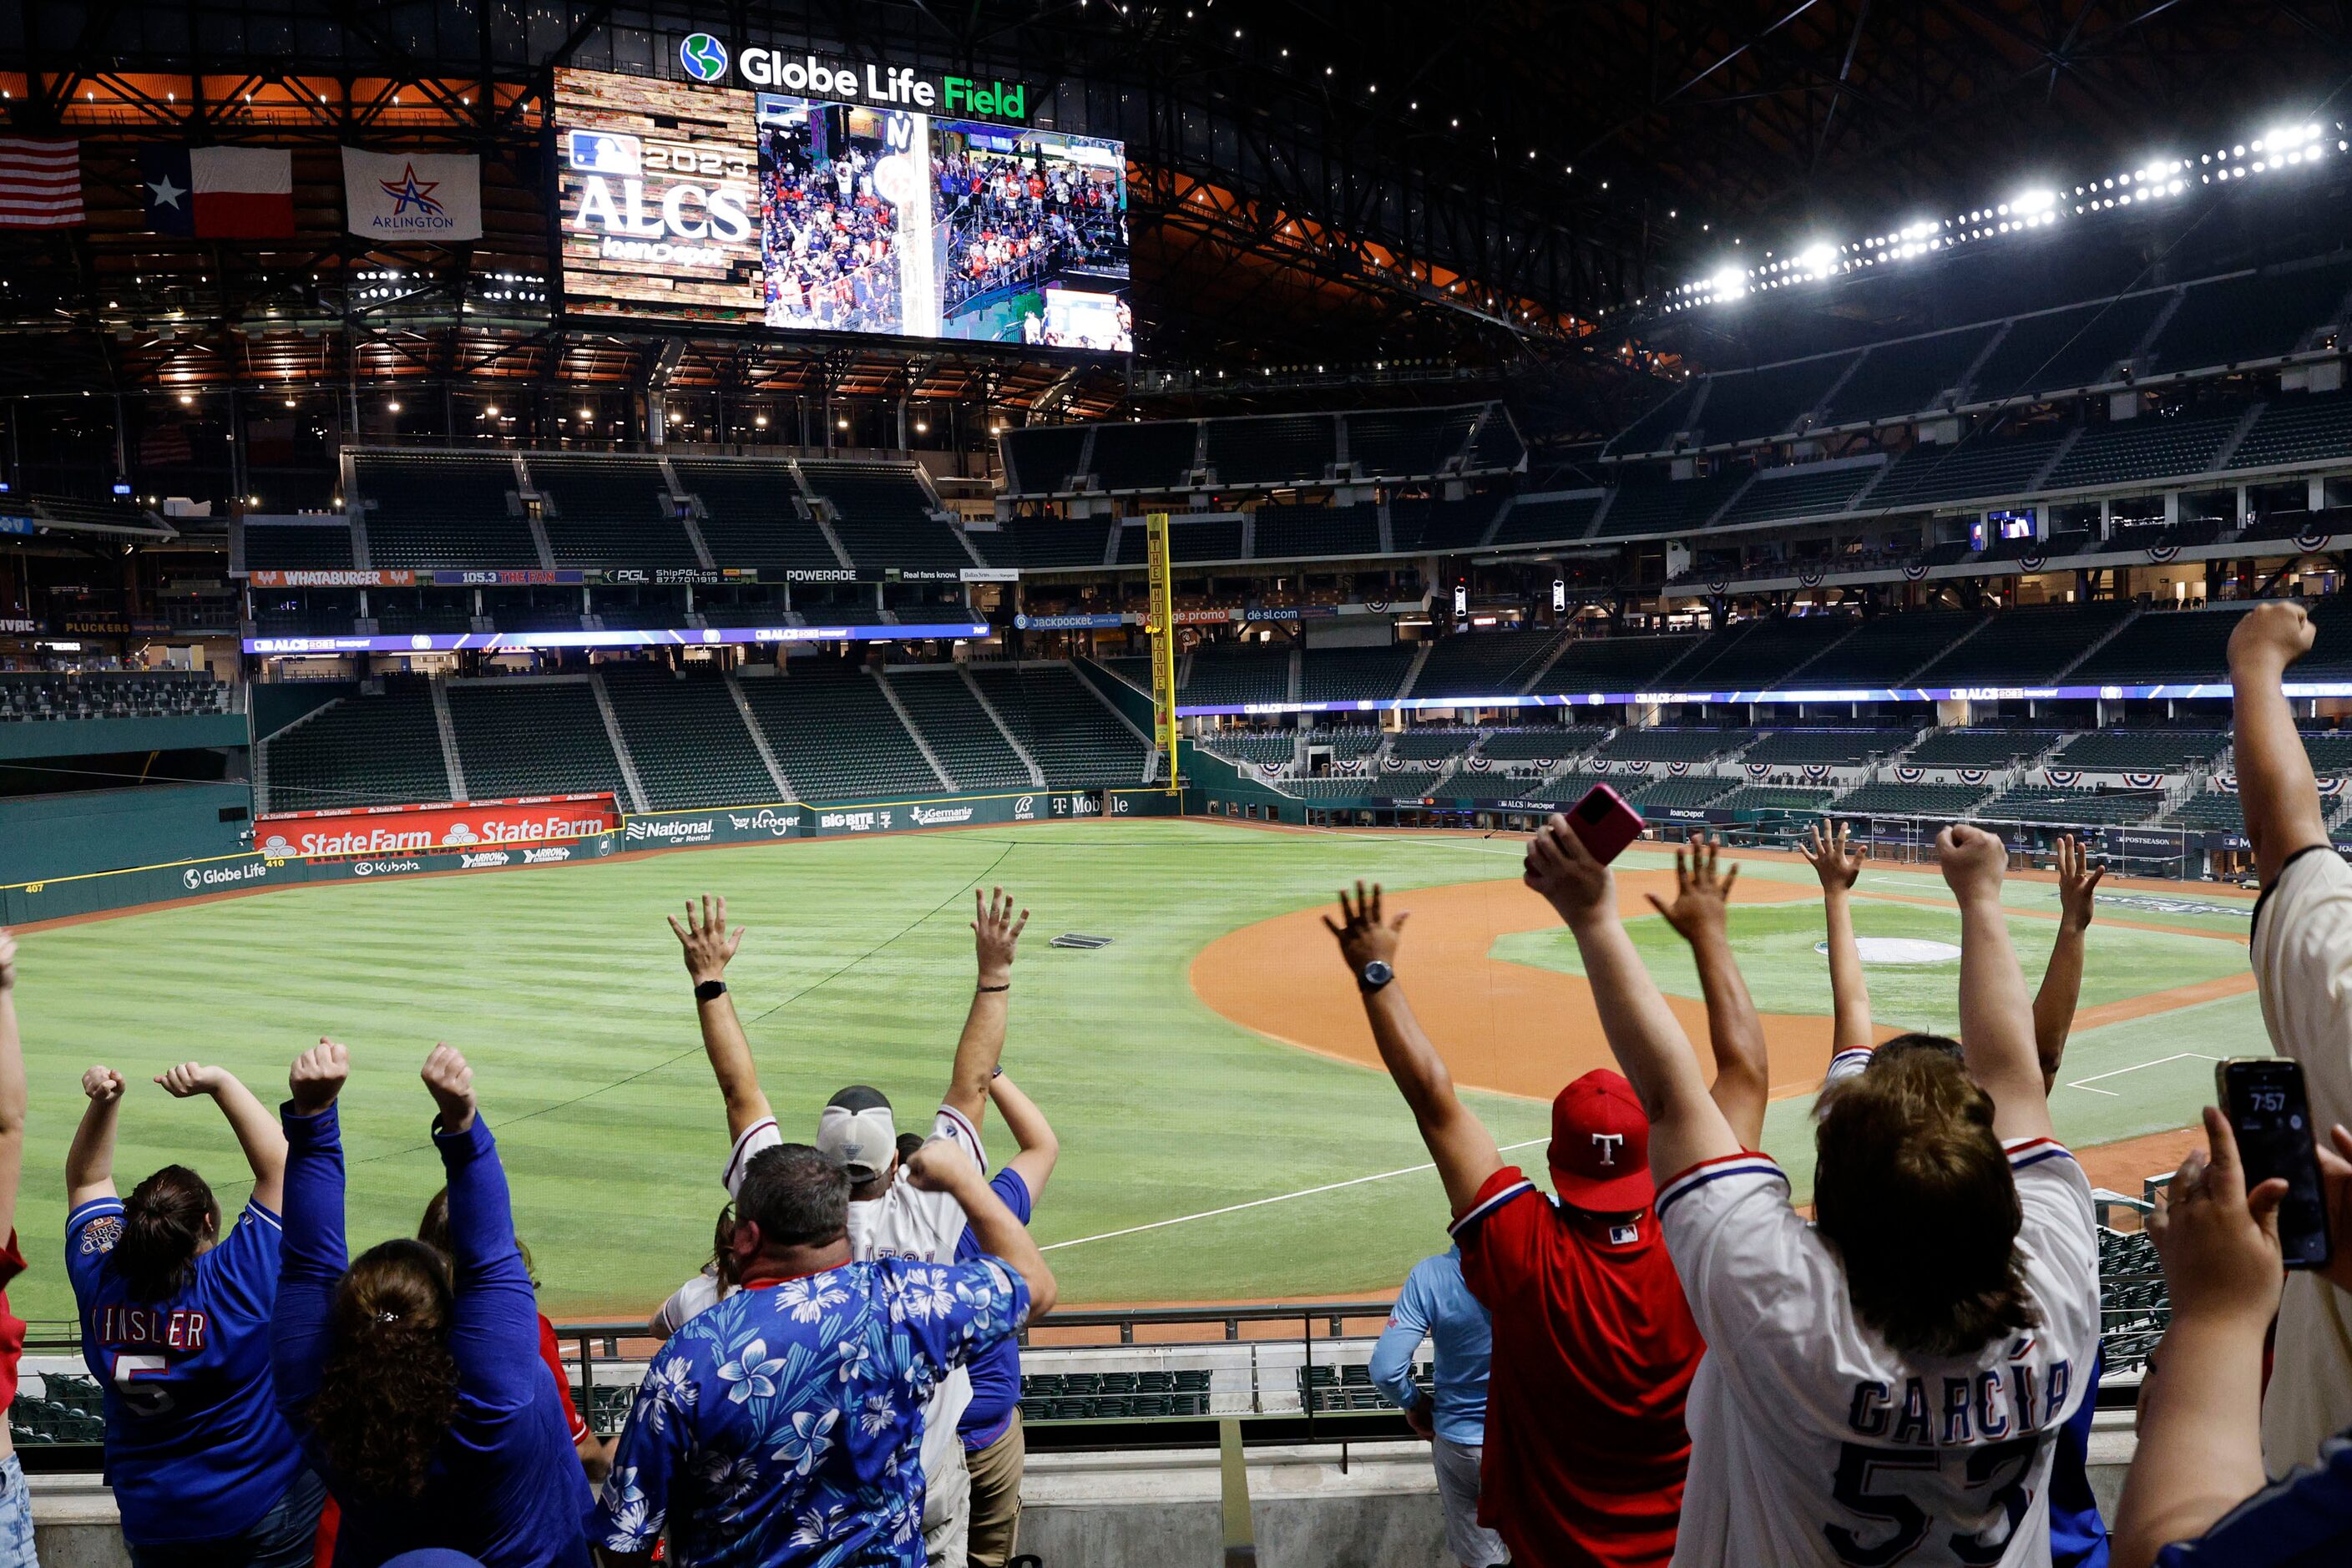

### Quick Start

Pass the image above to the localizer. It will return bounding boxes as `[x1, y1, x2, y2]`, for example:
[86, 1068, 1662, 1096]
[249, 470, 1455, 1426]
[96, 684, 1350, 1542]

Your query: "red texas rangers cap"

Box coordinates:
[1549, 1069, 1655, 1211]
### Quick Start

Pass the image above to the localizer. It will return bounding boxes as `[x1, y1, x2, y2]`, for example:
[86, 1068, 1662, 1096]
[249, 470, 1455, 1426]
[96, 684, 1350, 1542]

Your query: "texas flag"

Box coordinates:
[139, 146, 294, 238]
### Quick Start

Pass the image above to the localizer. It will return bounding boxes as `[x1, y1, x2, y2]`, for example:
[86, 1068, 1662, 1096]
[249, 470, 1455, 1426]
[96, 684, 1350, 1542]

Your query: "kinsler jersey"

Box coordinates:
[1660, 1139, 2099, 1567]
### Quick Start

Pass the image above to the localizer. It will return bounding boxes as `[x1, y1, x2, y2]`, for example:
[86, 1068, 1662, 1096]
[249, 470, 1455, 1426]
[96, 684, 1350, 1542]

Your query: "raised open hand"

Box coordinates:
[974, 885, 1029, 986]
[1801, 819, 1862, 892]
[1646, 832, 1742, 943]
[420, 1043, 476, 1132]
[2052, 834, 2106, 933]
[1322, 881, 1410, 977]
[668, 895, 745, 986]
[288, 1039, 348, 1116]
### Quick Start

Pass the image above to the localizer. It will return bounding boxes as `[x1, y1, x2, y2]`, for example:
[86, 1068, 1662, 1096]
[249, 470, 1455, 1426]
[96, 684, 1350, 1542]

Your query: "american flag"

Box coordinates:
[0, 138, 83, 228]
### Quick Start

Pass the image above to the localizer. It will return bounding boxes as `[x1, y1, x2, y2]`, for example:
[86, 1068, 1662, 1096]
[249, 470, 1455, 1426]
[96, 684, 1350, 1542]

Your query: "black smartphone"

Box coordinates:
[2216, 1058, 2334, 1270]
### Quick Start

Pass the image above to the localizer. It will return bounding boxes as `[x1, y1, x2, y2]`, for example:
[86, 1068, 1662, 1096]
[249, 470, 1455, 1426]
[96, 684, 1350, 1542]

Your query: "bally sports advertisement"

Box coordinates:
[553, 59, 1130, 351]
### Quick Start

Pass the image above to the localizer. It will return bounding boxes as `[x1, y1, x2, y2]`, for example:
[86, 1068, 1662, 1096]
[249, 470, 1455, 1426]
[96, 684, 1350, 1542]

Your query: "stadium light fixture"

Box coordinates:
[1709, 266, 1747, 299]
[2012, 188, 2056, 215]
[1797, 242, 1836, 276]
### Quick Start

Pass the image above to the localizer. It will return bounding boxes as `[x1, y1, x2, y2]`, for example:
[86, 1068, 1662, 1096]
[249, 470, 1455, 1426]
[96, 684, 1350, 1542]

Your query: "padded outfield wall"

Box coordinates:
[0, 786, 1180, 924]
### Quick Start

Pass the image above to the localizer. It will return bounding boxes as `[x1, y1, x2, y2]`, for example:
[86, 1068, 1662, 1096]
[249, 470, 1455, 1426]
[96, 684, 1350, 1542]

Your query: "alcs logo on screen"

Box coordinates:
[565, 129, 750, 268]
[679, 33, 730, 83]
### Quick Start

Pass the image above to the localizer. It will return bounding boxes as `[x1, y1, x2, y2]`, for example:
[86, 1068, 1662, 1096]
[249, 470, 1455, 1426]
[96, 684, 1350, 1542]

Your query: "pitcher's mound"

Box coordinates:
[1817, 937, 1963, 965]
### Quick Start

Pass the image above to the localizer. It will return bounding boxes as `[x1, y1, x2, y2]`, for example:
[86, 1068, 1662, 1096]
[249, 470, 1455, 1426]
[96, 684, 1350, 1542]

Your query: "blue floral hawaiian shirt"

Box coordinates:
[592, 1257, 1028, 1567]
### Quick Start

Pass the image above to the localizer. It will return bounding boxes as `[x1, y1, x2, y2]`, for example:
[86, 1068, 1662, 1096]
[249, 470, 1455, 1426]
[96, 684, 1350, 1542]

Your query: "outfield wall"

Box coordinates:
[0, 784, 255, 888]
[0, 786, 1180, 925]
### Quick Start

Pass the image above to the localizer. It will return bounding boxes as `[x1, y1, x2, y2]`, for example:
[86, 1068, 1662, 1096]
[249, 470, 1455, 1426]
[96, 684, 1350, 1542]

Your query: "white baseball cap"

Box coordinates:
[817, 1086, 898, 1181]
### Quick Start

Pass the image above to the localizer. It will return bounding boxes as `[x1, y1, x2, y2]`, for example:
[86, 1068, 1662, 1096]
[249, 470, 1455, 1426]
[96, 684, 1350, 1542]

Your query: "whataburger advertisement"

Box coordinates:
[552, 65, 1130, 349]
[255, 795, 620, 860]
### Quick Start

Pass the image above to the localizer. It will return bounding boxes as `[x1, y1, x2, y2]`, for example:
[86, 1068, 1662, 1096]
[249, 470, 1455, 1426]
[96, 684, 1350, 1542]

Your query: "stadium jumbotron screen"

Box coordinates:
[554, 64, 1131, 352]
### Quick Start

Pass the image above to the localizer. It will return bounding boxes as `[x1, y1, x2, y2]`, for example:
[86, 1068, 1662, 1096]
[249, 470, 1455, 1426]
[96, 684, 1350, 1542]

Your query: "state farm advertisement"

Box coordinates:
[255, 795, 620, 861]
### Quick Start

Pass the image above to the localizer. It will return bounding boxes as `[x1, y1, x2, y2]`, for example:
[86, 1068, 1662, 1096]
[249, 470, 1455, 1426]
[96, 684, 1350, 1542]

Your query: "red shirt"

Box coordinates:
[1451, 1166, 1703, 1568]
[536, 1313, 590, 1445]
[0, 1231, 25, 1415]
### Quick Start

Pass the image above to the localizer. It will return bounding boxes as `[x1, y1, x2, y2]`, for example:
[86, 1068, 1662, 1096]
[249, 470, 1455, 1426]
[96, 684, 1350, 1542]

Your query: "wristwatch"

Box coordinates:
[694, 979, 728, 1004]
[1358, 959, 1395, 993]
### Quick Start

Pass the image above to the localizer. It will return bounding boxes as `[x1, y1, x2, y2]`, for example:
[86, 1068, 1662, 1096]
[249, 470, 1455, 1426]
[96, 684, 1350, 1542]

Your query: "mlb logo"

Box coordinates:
[567, 129, 641, 175]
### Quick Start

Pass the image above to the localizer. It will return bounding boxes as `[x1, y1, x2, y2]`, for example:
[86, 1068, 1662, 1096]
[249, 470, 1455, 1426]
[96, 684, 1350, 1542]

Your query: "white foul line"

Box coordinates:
[1040, 1138, 1549, 1252]
[2065, 1051, 2218, 1098]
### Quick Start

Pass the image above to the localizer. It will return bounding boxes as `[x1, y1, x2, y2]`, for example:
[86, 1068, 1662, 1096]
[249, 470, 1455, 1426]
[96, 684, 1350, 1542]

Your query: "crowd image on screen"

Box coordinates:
[758, 119, 903, 336]
[934, 141, 1125, 331]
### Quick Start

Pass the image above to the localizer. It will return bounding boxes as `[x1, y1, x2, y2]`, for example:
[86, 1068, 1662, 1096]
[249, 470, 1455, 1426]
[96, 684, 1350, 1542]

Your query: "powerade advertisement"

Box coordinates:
[554, 62, 1130, 350]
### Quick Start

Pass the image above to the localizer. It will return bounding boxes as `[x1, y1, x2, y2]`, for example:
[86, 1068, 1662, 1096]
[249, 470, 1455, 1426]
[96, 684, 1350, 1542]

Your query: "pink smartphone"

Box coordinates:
[1566, 783, 1646, 864]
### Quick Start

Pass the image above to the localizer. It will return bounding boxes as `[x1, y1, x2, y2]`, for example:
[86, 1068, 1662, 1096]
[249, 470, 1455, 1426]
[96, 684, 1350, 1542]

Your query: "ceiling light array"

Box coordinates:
[1661, 119, 2344, 313]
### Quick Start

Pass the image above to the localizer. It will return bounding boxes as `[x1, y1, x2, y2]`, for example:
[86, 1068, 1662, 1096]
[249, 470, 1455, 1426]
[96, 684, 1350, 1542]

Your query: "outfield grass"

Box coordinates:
[5, 820, 2238, 1323]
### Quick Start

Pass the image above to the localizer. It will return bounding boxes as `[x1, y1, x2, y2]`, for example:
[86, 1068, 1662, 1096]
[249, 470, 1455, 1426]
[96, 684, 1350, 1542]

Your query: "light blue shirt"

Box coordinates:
[1367, 1247, 1491, 1447]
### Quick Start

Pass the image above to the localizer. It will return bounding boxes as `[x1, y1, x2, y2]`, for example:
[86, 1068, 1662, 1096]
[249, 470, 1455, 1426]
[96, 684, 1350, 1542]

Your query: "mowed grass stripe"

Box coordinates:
[11, 822, 1550, 1320]
[11, 820, 2229, 1318]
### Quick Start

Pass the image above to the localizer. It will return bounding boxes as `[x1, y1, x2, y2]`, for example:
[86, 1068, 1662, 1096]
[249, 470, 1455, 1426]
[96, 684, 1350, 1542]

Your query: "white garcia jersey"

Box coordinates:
[721, 1103, 989, 1505]
[1660, 1140, 2100, 1568]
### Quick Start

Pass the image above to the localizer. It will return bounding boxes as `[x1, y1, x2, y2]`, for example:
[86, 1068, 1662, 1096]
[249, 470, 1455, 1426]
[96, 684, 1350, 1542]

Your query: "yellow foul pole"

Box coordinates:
[1146, 510, 1181, 792]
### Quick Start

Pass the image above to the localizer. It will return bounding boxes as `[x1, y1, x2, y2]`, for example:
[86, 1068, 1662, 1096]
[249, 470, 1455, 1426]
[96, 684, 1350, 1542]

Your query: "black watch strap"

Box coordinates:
[694, 979, 728, 1004]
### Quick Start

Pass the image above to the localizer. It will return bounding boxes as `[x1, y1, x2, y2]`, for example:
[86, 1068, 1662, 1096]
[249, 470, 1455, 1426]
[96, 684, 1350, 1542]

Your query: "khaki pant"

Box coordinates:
[964, 1410, 1027, 1568]
[923, 1438, 971, 1568]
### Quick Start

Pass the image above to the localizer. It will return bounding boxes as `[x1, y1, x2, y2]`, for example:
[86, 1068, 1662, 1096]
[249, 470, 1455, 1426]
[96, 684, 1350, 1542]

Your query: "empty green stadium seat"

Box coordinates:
[263, 677, 450, 810]
[738, 666, 941, 802]
[888, 670, 1032, 790]
[599, 667, 778, 810]
[447, 681, 630, 802]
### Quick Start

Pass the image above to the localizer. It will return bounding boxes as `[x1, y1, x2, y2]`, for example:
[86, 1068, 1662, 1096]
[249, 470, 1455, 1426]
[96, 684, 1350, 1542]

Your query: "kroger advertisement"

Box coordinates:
[554, 54, 1130, 350]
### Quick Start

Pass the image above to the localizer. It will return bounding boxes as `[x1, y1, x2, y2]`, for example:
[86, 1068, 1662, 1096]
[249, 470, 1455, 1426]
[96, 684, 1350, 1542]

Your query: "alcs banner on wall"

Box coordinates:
[256, 794, 619, 859]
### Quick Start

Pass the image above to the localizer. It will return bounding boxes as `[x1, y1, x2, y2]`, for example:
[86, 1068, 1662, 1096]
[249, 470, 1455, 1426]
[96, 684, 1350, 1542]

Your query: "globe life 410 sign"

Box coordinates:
[682, 33, 1029, 119]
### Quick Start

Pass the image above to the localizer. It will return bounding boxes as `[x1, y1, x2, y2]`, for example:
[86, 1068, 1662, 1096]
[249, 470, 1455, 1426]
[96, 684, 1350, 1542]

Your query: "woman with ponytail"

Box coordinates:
[270, 1040, 589, 1568]
[63, 1057, 320, 1568]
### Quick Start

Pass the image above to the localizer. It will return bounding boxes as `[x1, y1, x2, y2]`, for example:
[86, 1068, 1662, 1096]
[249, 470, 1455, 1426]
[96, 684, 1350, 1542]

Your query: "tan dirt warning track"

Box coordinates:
[1189, 873, 2252, 1106]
